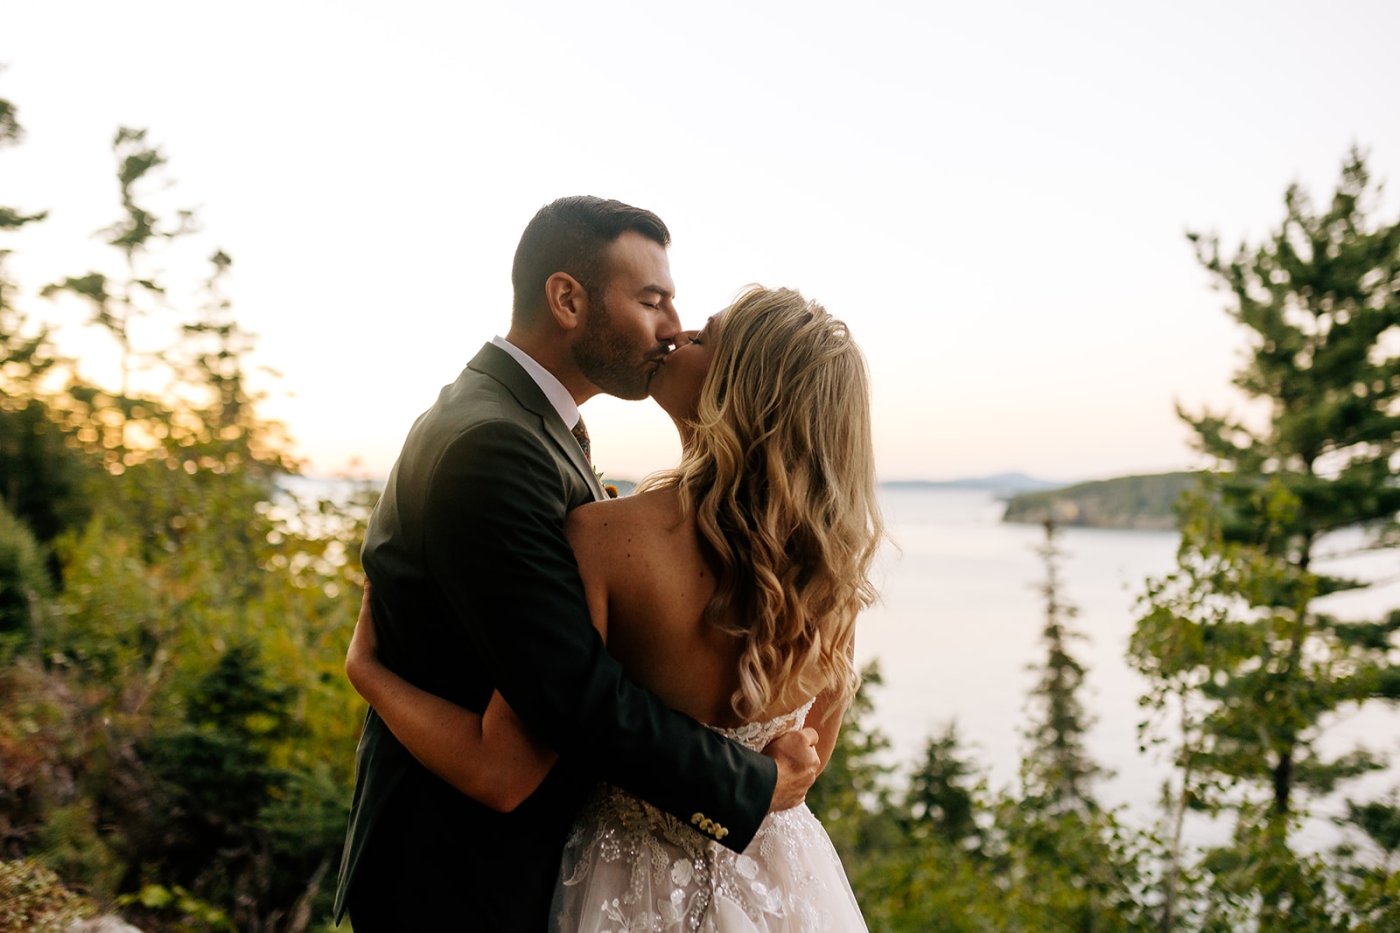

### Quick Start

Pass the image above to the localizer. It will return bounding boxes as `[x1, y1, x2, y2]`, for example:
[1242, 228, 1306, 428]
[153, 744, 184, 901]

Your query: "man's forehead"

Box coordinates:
[607, 231, 672, 281]
[618, 265, 675, 299]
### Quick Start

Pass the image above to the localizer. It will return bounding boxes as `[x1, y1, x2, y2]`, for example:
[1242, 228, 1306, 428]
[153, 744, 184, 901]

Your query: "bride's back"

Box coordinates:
[565, 487, 811, 728]
[567, 287, 881, 732]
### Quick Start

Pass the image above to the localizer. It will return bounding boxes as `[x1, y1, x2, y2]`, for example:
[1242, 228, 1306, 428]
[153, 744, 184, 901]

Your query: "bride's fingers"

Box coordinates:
[799, 727, 819, 747]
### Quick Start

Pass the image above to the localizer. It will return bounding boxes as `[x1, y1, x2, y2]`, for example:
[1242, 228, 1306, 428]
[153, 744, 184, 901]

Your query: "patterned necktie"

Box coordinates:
[571, 416, 592, 465]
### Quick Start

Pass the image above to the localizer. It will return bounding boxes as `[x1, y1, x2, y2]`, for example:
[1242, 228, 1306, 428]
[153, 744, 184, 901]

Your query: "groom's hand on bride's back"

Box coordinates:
[763, 728, 821, 812]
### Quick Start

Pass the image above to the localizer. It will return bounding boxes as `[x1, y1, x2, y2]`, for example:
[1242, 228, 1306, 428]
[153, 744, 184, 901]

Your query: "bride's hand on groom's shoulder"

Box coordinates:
[762, 728, 821, 812]
[345, 583, 381, 699]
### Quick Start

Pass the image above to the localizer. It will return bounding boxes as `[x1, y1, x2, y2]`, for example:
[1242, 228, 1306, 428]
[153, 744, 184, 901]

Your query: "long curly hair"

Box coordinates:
[649, 286, 883, 722]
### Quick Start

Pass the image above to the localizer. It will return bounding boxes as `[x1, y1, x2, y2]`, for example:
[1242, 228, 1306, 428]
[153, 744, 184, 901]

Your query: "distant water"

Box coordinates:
[863, 486, 1400, 849]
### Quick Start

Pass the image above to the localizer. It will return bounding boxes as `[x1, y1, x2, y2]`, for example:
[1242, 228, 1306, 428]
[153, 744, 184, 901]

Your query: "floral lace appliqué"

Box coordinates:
[553, 700, 866, 932]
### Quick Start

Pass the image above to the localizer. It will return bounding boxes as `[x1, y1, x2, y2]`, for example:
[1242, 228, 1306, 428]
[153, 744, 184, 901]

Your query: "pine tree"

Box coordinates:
[903, 724, 982, 849]
[1181, 148, 1400, 816]
[1022, 518, 1102, 813]
[0, 94, 52, 385]
[1132, 148, 1400, 926]
[41, 127, 195, 470]
[176, 248, 294, 481]
[0, 94, 94, 552]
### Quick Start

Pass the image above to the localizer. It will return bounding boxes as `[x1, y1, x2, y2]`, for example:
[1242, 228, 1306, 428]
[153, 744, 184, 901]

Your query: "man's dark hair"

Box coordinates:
[511, 196, 671, 324]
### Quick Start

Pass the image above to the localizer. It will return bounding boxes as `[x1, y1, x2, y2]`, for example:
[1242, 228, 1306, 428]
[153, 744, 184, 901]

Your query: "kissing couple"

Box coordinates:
[334, 196, 883, 931]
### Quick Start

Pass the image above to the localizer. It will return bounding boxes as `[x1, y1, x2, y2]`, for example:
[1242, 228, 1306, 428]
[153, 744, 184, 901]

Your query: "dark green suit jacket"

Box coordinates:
[334, 343, 776, 929]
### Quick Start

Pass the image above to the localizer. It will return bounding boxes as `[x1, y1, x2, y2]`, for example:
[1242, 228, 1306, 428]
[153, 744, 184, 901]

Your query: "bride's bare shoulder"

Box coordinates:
[565, 487, 684, 548]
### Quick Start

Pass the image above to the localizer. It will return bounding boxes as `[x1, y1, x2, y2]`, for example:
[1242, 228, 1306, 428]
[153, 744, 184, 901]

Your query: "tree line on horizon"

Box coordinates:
[2, 84, 1399, 930]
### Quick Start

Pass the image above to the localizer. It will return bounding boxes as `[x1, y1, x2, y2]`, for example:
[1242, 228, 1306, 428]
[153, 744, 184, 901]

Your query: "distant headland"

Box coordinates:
[998, 472, 1198, 530]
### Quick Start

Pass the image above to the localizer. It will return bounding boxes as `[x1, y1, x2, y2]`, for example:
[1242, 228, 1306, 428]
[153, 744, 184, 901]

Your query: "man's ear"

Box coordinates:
[544, 272, 588, 332]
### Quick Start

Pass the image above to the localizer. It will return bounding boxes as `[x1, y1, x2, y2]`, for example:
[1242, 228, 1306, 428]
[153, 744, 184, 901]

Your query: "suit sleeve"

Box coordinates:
[423, 419, 777, 851]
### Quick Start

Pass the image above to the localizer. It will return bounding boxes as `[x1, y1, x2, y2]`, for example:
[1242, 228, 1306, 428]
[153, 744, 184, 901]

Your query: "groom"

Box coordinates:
[334, 197, 821, 929]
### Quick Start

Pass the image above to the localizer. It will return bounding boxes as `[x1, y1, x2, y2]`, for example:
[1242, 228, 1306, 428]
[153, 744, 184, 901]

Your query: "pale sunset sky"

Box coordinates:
[4, 1, 1399, 482]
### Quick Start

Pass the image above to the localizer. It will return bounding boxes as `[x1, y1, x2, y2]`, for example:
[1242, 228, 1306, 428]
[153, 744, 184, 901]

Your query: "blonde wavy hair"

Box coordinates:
[648, 286, 883, 722]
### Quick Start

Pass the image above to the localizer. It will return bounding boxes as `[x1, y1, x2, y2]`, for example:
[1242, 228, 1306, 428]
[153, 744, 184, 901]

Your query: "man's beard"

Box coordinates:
[572, 295, 657, 400]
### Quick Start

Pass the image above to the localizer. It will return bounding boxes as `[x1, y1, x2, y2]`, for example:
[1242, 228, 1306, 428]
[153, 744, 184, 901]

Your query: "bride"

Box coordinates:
[346, 285, 882, 930]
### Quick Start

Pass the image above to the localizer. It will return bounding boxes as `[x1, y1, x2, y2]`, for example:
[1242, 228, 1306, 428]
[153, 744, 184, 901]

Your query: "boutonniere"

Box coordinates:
[593, 466, 619, 498]
[592, 465, 618, 497]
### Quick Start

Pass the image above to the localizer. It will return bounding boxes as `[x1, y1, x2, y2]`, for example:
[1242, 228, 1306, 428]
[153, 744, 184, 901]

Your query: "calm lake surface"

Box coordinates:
[863, 486, 1400, 849]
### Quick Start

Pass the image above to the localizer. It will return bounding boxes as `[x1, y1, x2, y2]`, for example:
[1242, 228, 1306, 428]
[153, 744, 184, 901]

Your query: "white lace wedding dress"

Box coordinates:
[550, 700, 867, 932]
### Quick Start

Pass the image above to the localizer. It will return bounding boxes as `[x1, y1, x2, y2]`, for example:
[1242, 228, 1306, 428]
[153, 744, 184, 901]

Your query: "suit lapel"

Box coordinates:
[468, 343, 607, 501]
[550, 420, 607, 500]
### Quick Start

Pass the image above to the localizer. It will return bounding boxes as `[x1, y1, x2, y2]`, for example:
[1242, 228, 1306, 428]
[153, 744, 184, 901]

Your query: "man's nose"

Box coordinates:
[661, 304, 682, 339]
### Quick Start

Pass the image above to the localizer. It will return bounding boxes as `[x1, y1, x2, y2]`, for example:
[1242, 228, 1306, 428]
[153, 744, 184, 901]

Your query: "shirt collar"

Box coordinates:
[490, 335, 581, 429]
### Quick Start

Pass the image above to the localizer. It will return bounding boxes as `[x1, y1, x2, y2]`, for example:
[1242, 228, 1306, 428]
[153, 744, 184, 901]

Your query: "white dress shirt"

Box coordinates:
[491, 335, 581, 431]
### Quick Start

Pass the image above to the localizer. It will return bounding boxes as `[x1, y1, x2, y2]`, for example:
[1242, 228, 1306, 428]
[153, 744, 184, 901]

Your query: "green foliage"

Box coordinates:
[134, 643, 346, 928]
[1202, 811, 1347, 931]
[0, 398, 95, 547]
[0, 502, 50, 661]
[40, 124, 197, 472]
[1022, 519, 1103, 814]
[1165, 149, 1399, 814]
[807, 662, 900, 858]
[903, 724, 981, 848]
[35, 803, 125, 899]
[147, 643, 295, 827]
[1345, 800, 1400, 859]
[0, 93, 88, 551]
[117, 882, 234, 932]
[0, 88, 369, 930]
[989, 799, 1152, 931]
[816, 666, 1153, 931]
[1130, 148, 1400, 926]
[0, 95, 47, 235]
